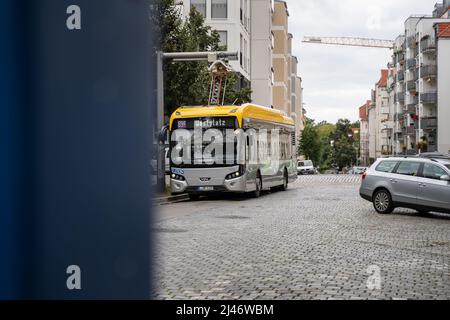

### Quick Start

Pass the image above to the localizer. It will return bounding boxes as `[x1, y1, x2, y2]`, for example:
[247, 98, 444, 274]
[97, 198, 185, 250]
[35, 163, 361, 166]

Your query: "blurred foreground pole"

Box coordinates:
[1, 0, 156, 299]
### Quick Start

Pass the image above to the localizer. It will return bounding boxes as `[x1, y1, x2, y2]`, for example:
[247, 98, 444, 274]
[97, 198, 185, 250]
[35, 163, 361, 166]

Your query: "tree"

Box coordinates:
[155, 0, 252, 117]
[332, 119, 357, 170]
[316, 122, 336, 171]
[333, 136, 357, 170]
[298, 118, 321, 165]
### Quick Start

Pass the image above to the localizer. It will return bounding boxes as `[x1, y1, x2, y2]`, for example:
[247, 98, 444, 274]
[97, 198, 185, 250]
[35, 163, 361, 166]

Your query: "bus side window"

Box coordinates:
[246, 136, 250, 162]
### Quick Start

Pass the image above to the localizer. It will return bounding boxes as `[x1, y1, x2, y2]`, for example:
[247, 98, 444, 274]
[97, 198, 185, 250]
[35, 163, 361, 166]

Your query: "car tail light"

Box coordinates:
[362, 171, 368, 181]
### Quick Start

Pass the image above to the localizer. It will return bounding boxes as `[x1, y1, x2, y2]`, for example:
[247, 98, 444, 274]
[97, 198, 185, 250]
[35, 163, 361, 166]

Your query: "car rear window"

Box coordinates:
[375, 161, 398, 173]
[423, 163, 447, 180]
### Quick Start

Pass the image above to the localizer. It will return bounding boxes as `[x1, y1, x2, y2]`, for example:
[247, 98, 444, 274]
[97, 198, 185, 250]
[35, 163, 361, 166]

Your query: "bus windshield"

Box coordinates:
[170, 117, 240, 168]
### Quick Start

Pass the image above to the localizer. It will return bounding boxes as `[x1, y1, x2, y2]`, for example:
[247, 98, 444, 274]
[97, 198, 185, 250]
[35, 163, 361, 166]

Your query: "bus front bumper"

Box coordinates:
[171, 175, 248, 195]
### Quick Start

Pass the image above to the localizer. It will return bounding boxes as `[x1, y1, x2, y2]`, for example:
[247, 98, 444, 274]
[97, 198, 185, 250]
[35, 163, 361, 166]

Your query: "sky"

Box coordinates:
[287, 0, 439, 123]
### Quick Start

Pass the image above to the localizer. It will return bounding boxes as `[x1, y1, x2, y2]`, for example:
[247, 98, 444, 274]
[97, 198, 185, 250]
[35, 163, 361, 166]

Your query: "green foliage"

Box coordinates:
[333, 136, 357, 170]
[156, 0, 252, 117]
[298, 118, 321, 165]
[332, 119, 357, 170]
[298, 118, 358, 172]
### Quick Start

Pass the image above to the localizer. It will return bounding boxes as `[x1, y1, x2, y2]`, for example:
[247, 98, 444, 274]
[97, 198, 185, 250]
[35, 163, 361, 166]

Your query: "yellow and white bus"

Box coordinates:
[169, 103, 297, 200]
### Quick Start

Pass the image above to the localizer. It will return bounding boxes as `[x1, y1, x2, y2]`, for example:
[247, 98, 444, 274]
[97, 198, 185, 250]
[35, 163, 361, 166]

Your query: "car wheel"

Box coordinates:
[280, 170, 288, 191]
[188, 194, 200, 201]
[252, 173, 262, 198]
[373, 189, 394, 214]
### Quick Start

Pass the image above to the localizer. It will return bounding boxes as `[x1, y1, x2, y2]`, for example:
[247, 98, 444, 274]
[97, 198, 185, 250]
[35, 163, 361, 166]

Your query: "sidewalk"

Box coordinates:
[154, 192, 189, 205]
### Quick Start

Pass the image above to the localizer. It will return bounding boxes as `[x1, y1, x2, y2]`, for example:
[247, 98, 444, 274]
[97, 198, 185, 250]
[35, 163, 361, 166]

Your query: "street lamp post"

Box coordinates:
[155, 51, 239, 192]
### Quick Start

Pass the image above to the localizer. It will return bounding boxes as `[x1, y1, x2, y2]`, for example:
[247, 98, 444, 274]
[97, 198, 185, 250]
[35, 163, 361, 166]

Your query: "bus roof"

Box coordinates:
[169, 103, 295, 129]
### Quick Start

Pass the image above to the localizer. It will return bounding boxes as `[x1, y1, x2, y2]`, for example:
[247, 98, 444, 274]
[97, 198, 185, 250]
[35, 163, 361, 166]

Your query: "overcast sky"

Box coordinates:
[287, 0, 438, 123]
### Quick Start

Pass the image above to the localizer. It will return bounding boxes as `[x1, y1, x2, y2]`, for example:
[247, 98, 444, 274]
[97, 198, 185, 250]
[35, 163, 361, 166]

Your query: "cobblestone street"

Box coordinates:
[153, 175, 450, 300]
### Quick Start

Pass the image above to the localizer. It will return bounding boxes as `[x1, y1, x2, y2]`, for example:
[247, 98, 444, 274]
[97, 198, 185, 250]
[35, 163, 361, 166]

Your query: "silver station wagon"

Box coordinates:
[360, 157, 450, 214]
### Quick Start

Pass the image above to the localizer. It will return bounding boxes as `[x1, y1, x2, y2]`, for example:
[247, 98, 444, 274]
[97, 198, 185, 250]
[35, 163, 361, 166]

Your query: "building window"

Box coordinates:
[191, 0, 206, 18]
[240, 34, 243, 67]
[217, 31, 228, 49]
[212, 0, 227, 19]
[240, 0, 244, 23]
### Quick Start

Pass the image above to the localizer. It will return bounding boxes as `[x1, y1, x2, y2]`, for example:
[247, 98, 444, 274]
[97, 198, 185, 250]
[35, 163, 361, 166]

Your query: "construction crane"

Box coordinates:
[302, 36, 394, 49]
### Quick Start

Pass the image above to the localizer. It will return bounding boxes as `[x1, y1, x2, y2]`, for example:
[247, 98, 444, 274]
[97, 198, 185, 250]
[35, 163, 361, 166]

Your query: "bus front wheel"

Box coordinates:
[280, 170, 288, 191]
[252, 173, 262, 198]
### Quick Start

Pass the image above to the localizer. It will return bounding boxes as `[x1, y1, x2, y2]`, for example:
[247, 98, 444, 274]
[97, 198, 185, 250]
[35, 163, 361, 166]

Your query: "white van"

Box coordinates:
[297, 160, 315, 175]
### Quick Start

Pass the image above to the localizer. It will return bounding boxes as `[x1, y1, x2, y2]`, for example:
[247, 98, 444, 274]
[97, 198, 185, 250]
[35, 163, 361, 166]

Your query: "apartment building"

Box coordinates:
[361, 70, 390, 164]
[368, 94, 377, 162]
[436, 21, 450, 153]
[390, 36, 405, 155]
[361, 1, 450, 160]
[376, 70, 392, 157]
[181, 0, 305, 150]
[359, 101, 371, 166]
[272, 0, 304, 147]
[391, 1, 450, 155]
[180, 0, 252, 88]
[250, 0, 274, 107]
[272, 1, 289, 114]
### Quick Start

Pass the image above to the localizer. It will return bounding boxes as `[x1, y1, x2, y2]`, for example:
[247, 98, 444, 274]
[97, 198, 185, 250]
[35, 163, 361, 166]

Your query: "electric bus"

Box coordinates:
[169, 103, 297, 200]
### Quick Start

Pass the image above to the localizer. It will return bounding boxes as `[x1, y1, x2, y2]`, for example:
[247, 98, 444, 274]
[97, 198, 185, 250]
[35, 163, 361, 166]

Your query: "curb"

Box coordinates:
[154, 193, 189, 205]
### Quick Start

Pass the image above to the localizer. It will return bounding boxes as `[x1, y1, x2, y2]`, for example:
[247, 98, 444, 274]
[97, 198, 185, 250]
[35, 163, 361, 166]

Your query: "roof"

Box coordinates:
[377, 69, 389, 87]
[436, 22, 450, 38]
[170, 104, 295, 130]
[274, 0, 289, 16]
[359, 100, 371, 121]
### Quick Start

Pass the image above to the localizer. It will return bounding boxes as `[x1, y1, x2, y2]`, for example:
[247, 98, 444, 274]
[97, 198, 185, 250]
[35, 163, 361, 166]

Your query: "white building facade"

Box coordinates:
[180, 0, 252, 88]
[250, 0, 274, 107]
[363, 1, 450, 159]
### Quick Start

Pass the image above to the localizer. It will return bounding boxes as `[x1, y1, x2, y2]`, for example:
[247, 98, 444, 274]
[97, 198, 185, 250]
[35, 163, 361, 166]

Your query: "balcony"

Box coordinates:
[406, 58, 416, 69]
[397, 52, 405, 63]
[406, 80, 416, 92]
[420, 65, 437, 78]
[394, 112, 403, 121]
[402, 126, 416, 136]
[389, 81, 395, 90]
[397, 71, 404, 82]
[421, 117, 437, 130]
[381, 122, 394, 131]
[420, 92, 437, 104]
[406, 36, 416, 48]
[380, 107, 390, 115]
[395, 93, 405, 104]
[405, 104, 417, 115]
[420, 38, 436, 53]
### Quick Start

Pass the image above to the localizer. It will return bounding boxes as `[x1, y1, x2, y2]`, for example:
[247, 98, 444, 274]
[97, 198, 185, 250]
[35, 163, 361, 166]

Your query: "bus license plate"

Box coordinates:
[198, 186, 214, 191]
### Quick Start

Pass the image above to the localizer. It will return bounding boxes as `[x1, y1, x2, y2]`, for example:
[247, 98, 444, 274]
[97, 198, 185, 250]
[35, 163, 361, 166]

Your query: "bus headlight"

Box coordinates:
[225, 172, 241, 180]
[171, 173, 185, 181]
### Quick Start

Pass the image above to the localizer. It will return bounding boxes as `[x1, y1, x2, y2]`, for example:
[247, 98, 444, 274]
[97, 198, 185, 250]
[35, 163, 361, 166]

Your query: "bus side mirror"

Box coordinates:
[440, 175, 450, 182]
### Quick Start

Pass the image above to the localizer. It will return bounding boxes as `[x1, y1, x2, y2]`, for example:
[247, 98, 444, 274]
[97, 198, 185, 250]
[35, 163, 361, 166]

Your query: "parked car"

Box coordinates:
[297, 160, 315, 175]
[360, 157, 450, 214]
[418, 152, 450, 160]
[350, 166, 368, 175]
